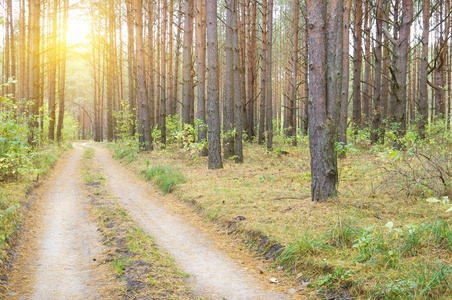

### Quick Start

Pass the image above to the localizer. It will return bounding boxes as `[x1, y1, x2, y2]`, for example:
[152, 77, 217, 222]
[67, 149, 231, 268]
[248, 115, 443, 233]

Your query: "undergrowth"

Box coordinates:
[0, 144, 65, 266]
[111, 118, 452, 299]
[141, 164, 185, 195]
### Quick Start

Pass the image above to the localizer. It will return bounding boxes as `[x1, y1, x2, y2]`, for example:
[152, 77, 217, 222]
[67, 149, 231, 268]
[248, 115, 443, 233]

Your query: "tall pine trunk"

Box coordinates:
[258, 0, 268, 145]
[223, 0, 235, 159]
[370, 0, 384, 143]
[182, 0, 194, 126]
[134, 0, 153, 150]
[307, 0, 343, 202]
[233, 0, 243, 162]
[196, 0, 208, 155]
[206, 0, 223, 169]
[56, 0, 68, 144]
[339, 0, 352, 157]
[352, 0, 362, 129]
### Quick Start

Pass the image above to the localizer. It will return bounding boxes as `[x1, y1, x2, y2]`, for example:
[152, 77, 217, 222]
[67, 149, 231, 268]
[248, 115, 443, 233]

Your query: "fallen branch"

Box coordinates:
[273, 195, 310, 200]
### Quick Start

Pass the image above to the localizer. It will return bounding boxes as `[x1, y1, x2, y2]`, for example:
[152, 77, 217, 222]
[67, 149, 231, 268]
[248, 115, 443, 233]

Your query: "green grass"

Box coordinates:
[113, 258, 128, 276]
[142, 165, 185, 195]
[81, 147, 197, 299]
[83, 147, 95, 159]
[112, 126, 452, 299]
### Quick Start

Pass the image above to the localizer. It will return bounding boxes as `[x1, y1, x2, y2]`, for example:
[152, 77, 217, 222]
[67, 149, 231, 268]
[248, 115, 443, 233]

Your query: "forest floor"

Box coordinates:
[110, 136, 452, 299]
[1, 142, 297, 299]
[2, 135, 451, 299]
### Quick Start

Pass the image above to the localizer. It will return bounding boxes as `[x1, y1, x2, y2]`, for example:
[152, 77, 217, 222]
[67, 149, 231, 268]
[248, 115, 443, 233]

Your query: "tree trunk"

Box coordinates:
[56, 0, 68, 144]
[339, 0, 352, 157]
[370, 0, 384, 144]
[126, 0, 136, 136]
[302, 15, 309, 136]
[352, 0, 362, 130]
[233, 0, 243, 162]
[384, 0, 413, 146]
[246, 0, 257, 140]
[289, 0, 299, 146]
[19, 0, 27, 108]
[362, 1, 371, 127]
[307, 0, 342, 202]
[160, 0, 167, 146]
[28, 0, 41, 146]
[7, 0, 16, 101]
[182, 0, 194, 126]
[266, 0, 274, 151]
[196, 0, 208, 155]
[223, 0, 235, 159]
[106, 0, 115, 142]
[381, 35, 389, 127]
[134, 0, 153, 150]
[173, 4, 182, 116]
[48, 0, 58, 141]
[147, 0, 155, 133]
[239, 0, 247, 138]
[206, 0, 223, 169]
[258, 0, 268, 145]
[167, 0, 174, 116]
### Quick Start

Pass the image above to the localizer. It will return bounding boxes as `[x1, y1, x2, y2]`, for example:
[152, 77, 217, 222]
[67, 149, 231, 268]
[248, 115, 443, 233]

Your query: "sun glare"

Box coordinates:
[66, 14, 90, 45]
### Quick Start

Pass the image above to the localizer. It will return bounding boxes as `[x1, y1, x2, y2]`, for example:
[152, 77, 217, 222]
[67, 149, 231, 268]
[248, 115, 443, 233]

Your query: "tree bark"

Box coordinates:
[173, 3, 182, 116]
[196, 0, 208, 155]
[370, 0, 384, 144]
[307, 0, 342, 202]
[106, 0, 115, 142]
[266, 0, 274, 151]
[352, 0, 362, 130]
[147, 0, 155, 132]
[233, 0, 243, 162]
[167, 0, 174, 116]
[289, 0, 299, 146]
[7, 0, 16, 101]
[160, 0, 168, 146]
[246, 0, 257, 140]
[28, 0, 41, 146]
[206, 0, 223, 169]
[182, 0, 194, 126]
[362, 1, 371, 127]
[384, 0, 413, 146]
[48, 0, 58, 141]
[258, 0, 268, 145]
[134, 0, 153, 150]
[223, 0, 235, 159]
[19, 0, 27, 108]
[339, 0, 352, 157]
[56, 0, 68, 144]
[126, 0, 136, 136]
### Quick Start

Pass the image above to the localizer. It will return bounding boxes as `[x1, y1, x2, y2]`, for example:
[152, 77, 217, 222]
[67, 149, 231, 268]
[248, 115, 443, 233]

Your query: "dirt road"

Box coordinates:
[7, 146, 110, 299]
[92, 145, 286, 300]
[5, 143, 287, 299]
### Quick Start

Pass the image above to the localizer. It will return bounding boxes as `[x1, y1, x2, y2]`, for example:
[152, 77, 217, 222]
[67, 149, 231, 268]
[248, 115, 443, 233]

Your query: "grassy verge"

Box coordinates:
[110, 139, 452, 299]
[80, 147, 199, 299]
[0, 144, 67, 272]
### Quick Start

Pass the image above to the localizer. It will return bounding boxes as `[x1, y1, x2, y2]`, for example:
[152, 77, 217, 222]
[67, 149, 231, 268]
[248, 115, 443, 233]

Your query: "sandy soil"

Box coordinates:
[3, 143, 290, 299]
[6, 145, 112, 300]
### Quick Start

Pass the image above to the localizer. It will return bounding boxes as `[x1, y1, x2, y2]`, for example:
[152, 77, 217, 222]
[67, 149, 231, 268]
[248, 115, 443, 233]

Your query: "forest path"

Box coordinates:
[4, 143, 289, 299]
[6, 145, 111, 299]
[91, 144, 288, 300]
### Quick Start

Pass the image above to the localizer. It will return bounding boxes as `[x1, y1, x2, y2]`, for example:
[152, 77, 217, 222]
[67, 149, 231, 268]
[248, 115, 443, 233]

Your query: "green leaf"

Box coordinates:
[426, 197, 440, 203]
